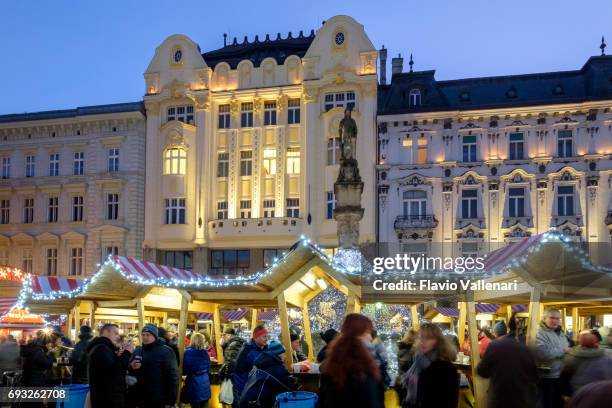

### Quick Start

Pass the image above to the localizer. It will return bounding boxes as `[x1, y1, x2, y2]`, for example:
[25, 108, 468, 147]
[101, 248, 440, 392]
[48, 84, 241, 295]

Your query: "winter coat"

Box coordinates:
[182, 347, 212, 403]
[69, 334, 92, 384]
[406, 360, 459, 408]
[240, 351, 298, 407]
[232, 339, 267, 395]
[535, 322, 569, 378]
[161, 337, 180, 366]
[0, 341, 21, 374]
[316, 344, 329, 363]
[318, 371, 385, 408]
[292, 348, 308, 363]
[87, 336, 131, 408]
[397, 341, 416, 376]
[218, 335, 245, 380]
[20, 342, 54, 386]
[129, 339, 179, 407]
[568, 379, 612, 408]
[561, 346, 612, 394]
[477, 336, 539, 408]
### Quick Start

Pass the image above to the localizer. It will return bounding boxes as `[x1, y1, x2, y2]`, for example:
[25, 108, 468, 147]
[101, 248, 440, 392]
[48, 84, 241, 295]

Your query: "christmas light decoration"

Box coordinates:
[0, 266, 25, 282]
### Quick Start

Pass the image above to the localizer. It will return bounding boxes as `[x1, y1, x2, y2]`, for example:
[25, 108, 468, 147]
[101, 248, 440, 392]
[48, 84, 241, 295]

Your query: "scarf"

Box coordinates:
[403, 350, 436, 406]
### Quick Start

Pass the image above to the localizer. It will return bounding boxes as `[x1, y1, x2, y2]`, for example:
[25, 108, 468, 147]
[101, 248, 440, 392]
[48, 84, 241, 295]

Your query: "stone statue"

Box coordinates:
[339, 108, 358, 161]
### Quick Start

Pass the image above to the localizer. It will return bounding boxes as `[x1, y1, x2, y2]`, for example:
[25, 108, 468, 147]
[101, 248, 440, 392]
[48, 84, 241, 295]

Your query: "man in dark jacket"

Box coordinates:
[129, 323, 179, 408]
[158, 326, 180, 365]
[233, 325, 269, 399]
[69, 325, 93, 384]
[317, 329, 338, 363]
[87, 323, 133, 408]
[20, 334, 54, 387]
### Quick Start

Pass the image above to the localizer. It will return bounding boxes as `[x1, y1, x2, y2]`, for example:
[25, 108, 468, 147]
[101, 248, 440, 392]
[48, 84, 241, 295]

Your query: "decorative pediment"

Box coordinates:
[555, 222, 582, 238]
[459, 122, 482, 131]
[548, 166, 584, 183]
[10, 233, 33, 245]
[398, 174, 431, 187]
[503, 224, 532, 239]
[500, 169, 534, 185]
[162, 79, 190, 100]
[60, 231, 86, 242]
[455, 171, 486, 186]
[161, 122, 191, 149]
[554, 116, 578, 125]
[456, 225, 484, 239]
[35, 232, 59, 243]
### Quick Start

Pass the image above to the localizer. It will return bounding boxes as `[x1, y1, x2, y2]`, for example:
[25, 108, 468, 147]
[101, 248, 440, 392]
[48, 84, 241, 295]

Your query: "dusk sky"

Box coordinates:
[1, 0, 611, 114]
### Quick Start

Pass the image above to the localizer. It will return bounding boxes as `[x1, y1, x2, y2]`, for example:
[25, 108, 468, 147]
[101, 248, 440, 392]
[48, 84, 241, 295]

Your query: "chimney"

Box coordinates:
[379, 46, 388, 85]
[391, 53, 403, 75]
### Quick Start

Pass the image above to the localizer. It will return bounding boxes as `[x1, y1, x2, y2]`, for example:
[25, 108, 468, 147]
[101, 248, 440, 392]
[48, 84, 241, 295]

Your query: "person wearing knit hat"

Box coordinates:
[317, 328, 339, 363]
[290, 333, 308, 363]
[141, 323, 158, 340]
[69, 325, 93, 384]
[233, 325, 269, 398]
[267, 340, 286, 356]
[493, 320, 508, 338]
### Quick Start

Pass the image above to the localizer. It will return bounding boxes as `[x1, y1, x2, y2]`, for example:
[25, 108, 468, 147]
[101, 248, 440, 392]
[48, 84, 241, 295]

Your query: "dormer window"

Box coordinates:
[409, 89, 421, 107]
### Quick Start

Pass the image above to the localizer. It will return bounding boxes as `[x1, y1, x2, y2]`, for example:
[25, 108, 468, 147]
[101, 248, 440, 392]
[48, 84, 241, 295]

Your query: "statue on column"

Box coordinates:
[337, 108, 361, 183]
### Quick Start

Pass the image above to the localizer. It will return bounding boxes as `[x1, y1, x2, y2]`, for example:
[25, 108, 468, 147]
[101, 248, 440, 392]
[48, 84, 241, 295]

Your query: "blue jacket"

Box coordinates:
[240, 351, 297, 408]
[183, 347, 211, 403]
[232, 339, 268, 394]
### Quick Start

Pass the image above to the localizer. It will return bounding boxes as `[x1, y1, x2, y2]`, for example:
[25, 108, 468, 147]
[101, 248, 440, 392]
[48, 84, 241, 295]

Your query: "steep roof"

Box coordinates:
[0, 101, 145, 124]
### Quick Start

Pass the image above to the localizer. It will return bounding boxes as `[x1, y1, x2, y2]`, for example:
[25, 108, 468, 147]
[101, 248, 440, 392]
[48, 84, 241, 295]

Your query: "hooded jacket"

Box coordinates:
[535, 322, 569, 378]
[129, 339, 179, 407]
[218, 334, 245, 380]
[69, 333, 93, 384]
[233, 339, 268, 394]
[20, 341, 54, 386]
[561, 346, 612, 394]
[87, 336, 132, 408]
[182, 346, 212, 403]
[240, 351, 298, 407]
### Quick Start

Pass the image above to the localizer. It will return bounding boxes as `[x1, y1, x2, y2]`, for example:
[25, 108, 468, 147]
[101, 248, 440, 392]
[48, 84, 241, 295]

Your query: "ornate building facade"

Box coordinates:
[142, 15, 378, 274]
[0, 103, 146, 277]
[377, 53, 612, 256]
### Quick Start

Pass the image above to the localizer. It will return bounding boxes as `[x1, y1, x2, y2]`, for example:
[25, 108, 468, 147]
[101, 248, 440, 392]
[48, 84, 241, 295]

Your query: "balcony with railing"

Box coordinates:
[394, 215, 439, 231]
[208, 217, 303, 240]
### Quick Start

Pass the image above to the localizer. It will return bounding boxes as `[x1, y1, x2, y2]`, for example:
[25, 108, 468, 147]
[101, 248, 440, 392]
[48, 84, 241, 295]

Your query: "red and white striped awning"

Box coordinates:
[112, 256, 201, 282]
[30, 275, 85, 296]
[0, 297, 17, 316]
[483, 233, 546, 273]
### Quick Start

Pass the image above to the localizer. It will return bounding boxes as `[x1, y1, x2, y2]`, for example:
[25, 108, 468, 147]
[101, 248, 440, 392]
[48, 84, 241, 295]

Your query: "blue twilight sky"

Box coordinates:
[0, 0, 611, 115]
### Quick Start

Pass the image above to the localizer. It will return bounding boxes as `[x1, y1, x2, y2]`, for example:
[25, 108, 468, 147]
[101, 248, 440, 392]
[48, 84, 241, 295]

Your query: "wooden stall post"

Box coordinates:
[561, 308, 567, 333]
[458, 302, 467, 347]
[465, 297, 488, 408]
[506, 305, 513, 325]
[346, 293, 360, 315]
[302, 301, 314, 360]
[72, 303, 81, 341]
[251, 308, 258, 330]
[213, 304, 223, 364]
[410, 304, 420, 331]
[66, 308, 74, 340]
[571, 307, 580, 341]
[89, 301, 96, 335]
[137, 297, 145, 343]
[527, 287, 542, 345]
[277, 291, 293, 369]
[177, 292, 190, 371]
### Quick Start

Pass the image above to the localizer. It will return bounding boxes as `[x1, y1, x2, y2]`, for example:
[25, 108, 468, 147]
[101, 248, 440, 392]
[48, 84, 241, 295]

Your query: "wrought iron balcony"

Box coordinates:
[394, 215, 439, 231]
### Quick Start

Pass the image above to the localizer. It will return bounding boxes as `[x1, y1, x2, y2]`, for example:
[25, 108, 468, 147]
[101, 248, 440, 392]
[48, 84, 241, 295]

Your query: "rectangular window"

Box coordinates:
[287, 99, 301, 124]
[73, 152, 84, 175]
[1, 157, 10, 179]
[326, 192, 336, 219]
[557, 185, 575, 216]
[107, 193, 119, 220]
[164, 251, 193, 270]
[25, 155, 35, 178]
[263, 199, 275, 218]
[462, 135, 477, 162]
[48, 197, 58, 223]
[263, 249, 282, 268]
[264, 101, 277, 126]
[72, 195, 84, 222]
[0, 200, 9, 224]
[402, 190, 427, 217]
[22, 249, 32, 273]
[108, 148, 120, 172]
[163, 148, 187, 175]
[240, 151, 252, 176]
[104, 246, 119, 261]
[327, 138, 341, 165]
[217, 201, 228, 219]
[164, 198, 186, 224]
[241, 103, 254, 127]
[217, 152, 229, 177]
[508, 187, 525, 217]
[416, 138, 428, 164]
[70, 247, 83, 276]
[218, 104, 231, 129]
[210, 249, 250, 275]
[48, 153, 59, 176]
[23, 198, 34, 224]
[461, 189, 478, 219]
[558, 130, 573, 158]
[240, 200, 251, 219]
[324, 91, 356, 112]
[286, 148, 300, 174]
[286, 198, 300, 218]
[46, 248, 57, 276]
[263, 149, 277, 175]
[167, 105, 194, 124]
[508, 133, 524, 160]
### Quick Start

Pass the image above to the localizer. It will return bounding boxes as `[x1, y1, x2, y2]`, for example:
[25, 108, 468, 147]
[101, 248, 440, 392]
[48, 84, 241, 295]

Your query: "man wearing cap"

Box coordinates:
[129, 323, 179, 408]
[290, 333, 308, 364]
[69, 325, 93, 384]
[233, 325, 269, 401]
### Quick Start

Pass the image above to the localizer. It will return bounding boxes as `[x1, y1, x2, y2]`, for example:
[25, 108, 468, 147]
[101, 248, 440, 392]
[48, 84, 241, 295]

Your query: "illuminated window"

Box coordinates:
[509, 133, 524, 160]
[417, 138, 428, 164]
[163, 148, 187, 175]
[264, 101, 277, 126]
[263, 149, 277, 175]
[327, 138, 340, 165]
[286, 148, 300, 174]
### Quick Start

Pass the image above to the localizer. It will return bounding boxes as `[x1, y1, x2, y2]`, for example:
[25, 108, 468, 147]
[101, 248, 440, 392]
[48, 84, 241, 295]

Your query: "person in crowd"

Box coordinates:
[493, 320, 507, 338]
[477, 327, 493, 356]
[444, 333, 460, 353]
[69, 325, 93, 384]
[371, 329, 391, 389]
[129, 323, 179, 408]
[318, 313, 385, 408]
[290, 332, 308, 363]
[535, 307, 570, 408]
[316, 328, 338, 364]
[507, 311, 526, 344]
[605, 330, 612, 352]
[47, 333, 71, 385]
[182, 332, 211, 408]
[568, 379, 612, 408]
[157, 326, 180, 365]
[20, 333, 54, 387]
[290, 324, 309, 357]
[395, 329, 417, 402]
[0, 334, 21, 379]
[561, 330, 612, 395]
[401, 323, 459, 408]
[218, 327, 245, 408]
[240, 340, 298, 408]
[233, 325, 269, 401]
[88, 323, 133, 408]
[199, 329, 217, 360]
[477, 320, 539, 408]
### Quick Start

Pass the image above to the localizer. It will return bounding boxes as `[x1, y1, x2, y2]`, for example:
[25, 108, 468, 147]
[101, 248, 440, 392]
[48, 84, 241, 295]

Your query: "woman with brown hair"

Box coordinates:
[317, 313, 385, 408]
[402, 323, 459, 408]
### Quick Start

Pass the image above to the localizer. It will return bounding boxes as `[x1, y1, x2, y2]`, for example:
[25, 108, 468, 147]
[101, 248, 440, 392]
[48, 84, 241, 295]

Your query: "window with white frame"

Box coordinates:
[46, 248, 57, 276]
[23, 198, 34, 224]
[557, 130, 573, 158]
[287, 99, 300, 124]
[557, 185, 575, 216]
[241, 103, 254, 127]
[327, 138, 341, 165]
[70, 247, 83, 276]
[106, 193, 119, 220]
[104, 246, 119, 261]
[163, 148, 187, 175]
[402, 190, 427, 218]
[326, 192, 336, 219]
[263, 149, 277, 175]
[0, 200, 9, 224]
[461, 189, 478, 219]
[218, 104, 231, 129]
[217, 201, 228, 219]
[22, 248, 32, 273]
[1, 157, 10, 179]
[72, 195, 84, 222]
[508, 187, 525, 217]
[264, 101, 277, 126]
[164, 198, 186, 224]
[324, 91, 356, 112]
[286, 198, 299, 218]
[240, 151, 252, 176]
[73, 152, 84, 175]
[217, 152, 229, 177]
[508, 133, 524, 160]
[462, 135, 477, 162]
[240, 200, 252, 219]
[108, 148, 120, 172]
[409, 89, 421, 107]
[48, 153, 59, 176]
[48, 197, 58, 223]
[416, 138, 428, 164]
[167, 105, 194, 124]
[25, 155, 35, 177]
[286, 148, 300, 174]
[263, 199, 275, 218]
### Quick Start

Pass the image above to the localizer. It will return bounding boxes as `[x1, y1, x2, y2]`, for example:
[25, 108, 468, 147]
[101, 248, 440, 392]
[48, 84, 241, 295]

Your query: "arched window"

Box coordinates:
[409, 89, 421, 107]
[163, 148, 187, 175]
[402, 190, 427, 218]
